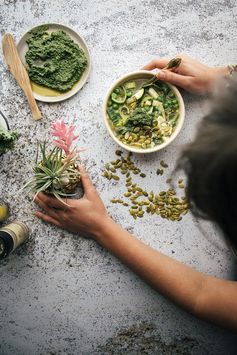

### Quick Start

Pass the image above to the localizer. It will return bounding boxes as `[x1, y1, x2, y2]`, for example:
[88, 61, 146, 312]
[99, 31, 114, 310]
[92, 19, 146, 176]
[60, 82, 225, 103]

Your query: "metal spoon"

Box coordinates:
[142, 57, 182, 88]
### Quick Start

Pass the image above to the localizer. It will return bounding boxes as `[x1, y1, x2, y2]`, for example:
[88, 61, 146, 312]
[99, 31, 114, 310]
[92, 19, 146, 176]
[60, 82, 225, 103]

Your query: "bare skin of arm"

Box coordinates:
[34, 167, 237, 332]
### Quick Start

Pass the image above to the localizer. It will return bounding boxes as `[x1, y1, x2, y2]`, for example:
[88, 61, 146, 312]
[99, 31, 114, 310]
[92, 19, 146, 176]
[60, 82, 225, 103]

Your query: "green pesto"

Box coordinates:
[25, 26, 87, 92]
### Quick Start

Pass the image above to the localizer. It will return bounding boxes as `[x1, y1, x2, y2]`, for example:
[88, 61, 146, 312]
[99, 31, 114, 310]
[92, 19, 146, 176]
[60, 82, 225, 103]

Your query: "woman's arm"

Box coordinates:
[34, 167, 237, 332]
[142, 54, 229, 94]
[95, 219, 237, 331]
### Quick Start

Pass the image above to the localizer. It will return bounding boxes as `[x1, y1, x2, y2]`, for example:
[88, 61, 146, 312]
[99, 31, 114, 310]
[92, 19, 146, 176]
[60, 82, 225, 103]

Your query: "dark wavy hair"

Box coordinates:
[178, 75, 237, 248]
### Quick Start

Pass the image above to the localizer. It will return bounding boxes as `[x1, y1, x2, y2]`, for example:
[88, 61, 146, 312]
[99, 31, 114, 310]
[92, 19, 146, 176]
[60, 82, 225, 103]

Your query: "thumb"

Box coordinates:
[79, 165, 95, 195]
[157, 70, 192, 90]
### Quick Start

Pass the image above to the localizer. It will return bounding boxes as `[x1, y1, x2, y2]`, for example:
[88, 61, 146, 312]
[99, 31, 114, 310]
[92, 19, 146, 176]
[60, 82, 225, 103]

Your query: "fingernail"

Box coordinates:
[157, 71, 165, 80]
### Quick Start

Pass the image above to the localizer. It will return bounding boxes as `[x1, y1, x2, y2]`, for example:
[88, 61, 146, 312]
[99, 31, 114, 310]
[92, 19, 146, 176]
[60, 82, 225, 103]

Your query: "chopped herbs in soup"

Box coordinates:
[107, 79, 180, 149]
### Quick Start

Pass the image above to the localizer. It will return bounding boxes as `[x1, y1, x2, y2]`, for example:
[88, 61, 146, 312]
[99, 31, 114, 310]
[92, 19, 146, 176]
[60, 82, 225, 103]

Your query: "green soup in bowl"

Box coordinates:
[103, 71, 185, 153]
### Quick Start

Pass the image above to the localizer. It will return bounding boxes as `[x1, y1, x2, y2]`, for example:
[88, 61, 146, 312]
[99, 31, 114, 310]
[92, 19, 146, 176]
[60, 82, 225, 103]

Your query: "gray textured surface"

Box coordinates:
[0, 0, 237, 354]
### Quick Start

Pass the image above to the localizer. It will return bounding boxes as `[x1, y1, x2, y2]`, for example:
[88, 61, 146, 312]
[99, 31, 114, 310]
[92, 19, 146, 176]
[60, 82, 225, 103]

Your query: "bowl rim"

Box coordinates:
[102, 70, 185, 154]
[17, 22, 91, 103]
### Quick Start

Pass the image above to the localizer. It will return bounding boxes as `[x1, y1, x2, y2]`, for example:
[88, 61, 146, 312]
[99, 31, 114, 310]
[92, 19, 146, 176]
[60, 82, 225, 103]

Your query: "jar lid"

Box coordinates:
[0, 231, 14, 258]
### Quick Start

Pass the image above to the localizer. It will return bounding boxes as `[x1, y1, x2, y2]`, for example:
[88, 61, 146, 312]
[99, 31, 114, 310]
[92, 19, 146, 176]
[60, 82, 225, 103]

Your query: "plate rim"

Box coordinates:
[0, 110, 10, 130]
[17, 22, 91, 103]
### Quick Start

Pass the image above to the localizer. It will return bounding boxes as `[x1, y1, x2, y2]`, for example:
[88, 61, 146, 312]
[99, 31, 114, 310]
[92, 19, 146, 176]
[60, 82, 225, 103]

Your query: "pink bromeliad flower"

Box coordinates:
[51, 119, 85, 157]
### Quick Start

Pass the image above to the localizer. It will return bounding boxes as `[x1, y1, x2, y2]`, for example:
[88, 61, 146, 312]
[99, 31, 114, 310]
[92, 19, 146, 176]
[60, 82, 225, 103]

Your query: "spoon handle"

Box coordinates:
[2, 33, 41, 121]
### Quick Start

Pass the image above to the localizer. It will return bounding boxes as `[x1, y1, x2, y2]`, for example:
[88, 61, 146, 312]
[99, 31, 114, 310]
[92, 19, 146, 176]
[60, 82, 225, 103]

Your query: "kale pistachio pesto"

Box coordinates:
[25, 26, 87, 92]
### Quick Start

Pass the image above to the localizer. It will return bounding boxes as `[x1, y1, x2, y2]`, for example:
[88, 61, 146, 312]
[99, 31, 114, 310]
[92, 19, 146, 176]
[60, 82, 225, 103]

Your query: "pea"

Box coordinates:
[154, 106, 160, 111]
[167, 100, 172, 105]
[172, 99, 177, 105]
[108, 100, 113, 106]
[170, 93, 175, 98]
[144, 106, 150, 111]
[113, 103, 119, 109]
[127, 91, 132, 97]
[115, 88, 120, 94]
[164, 103, 168, 108]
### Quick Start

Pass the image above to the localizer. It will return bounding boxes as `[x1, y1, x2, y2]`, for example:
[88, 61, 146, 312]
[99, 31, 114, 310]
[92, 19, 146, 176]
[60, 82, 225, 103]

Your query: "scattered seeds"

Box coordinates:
[112, 175, 120, 181]
[115, 150, 123, 156]
[156, 168, 164, 176]
[102, 151, 189, 221]
[160, 160, 168, 168]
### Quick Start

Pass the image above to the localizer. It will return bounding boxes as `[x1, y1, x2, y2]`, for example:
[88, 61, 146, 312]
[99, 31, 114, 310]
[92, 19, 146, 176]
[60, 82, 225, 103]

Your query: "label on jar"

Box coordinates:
[0, 221, 29, 251]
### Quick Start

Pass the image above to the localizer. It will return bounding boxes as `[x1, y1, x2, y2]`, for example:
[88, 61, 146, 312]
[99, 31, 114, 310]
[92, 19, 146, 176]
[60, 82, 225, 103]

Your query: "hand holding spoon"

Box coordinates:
[142, 57, 182, 88]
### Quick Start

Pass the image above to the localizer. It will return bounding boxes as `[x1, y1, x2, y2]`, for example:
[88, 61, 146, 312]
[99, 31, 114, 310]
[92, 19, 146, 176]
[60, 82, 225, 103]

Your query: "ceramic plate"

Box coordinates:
[0, 110, 9, 130]
[17, 23, 91, 103]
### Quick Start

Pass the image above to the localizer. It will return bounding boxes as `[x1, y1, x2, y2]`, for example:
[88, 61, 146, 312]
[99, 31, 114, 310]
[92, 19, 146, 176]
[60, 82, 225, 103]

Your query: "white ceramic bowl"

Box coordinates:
[103, 70, 185, 154]
[17, 23, 91, 103]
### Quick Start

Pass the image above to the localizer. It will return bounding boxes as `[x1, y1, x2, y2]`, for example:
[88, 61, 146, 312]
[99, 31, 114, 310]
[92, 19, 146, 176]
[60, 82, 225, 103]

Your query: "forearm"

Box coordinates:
[95, 218, 237, 331]
[95, 218, 206, 312]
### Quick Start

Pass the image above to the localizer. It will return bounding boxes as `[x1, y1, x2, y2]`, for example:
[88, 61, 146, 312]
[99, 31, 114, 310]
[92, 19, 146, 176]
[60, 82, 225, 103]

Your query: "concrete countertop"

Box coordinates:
[0, 0, 237, 354]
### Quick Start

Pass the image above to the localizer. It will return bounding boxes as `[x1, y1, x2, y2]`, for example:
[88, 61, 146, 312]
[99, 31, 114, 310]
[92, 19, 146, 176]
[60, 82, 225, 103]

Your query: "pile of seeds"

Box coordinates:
[102, 150, 189, 221]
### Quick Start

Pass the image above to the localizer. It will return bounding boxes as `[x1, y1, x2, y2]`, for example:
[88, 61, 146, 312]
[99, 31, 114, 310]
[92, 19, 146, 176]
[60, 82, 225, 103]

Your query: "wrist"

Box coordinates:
[93, 214, 117, 243]
[213, 66, 230, 79]
[205, 66, 230, 93]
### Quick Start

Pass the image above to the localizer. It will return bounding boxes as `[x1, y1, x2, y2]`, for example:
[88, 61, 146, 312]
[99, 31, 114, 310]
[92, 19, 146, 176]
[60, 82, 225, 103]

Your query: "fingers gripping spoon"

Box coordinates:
[142, 57, 182, 88]
[2, 33, 41, 120]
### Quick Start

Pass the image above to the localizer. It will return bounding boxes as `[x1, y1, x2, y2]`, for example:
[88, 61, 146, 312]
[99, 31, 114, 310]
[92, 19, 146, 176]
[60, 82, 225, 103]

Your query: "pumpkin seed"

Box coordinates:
[115, 161, 122, 168]
[140, 173, 146, 178]
[125, 132, 130, 140]
[112, 175, 120, 180]
[156, 168, 164, 175]
[133, 127, 140, 133]
[160, 160, 168, 168]
[132, 200, 139, 205]
[115, 150, 123, 156]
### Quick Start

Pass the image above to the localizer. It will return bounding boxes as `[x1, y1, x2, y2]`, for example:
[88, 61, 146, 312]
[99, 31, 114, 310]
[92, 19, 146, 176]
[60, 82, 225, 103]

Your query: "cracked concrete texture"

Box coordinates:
[0, 0, 237, 354]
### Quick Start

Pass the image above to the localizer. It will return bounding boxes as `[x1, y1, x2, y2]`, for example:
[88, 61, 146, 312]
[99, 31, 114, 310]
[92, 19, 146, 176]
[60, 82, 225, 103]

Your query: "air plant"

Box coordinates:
[23, 120, 84, 203]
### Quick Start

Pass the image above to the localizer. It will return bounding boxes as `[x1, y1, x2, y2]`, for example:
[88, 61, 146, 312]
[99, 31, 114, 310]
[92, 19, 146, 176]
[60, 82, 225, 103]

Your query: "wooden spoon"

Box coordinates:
[2, 33, 41, 120]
